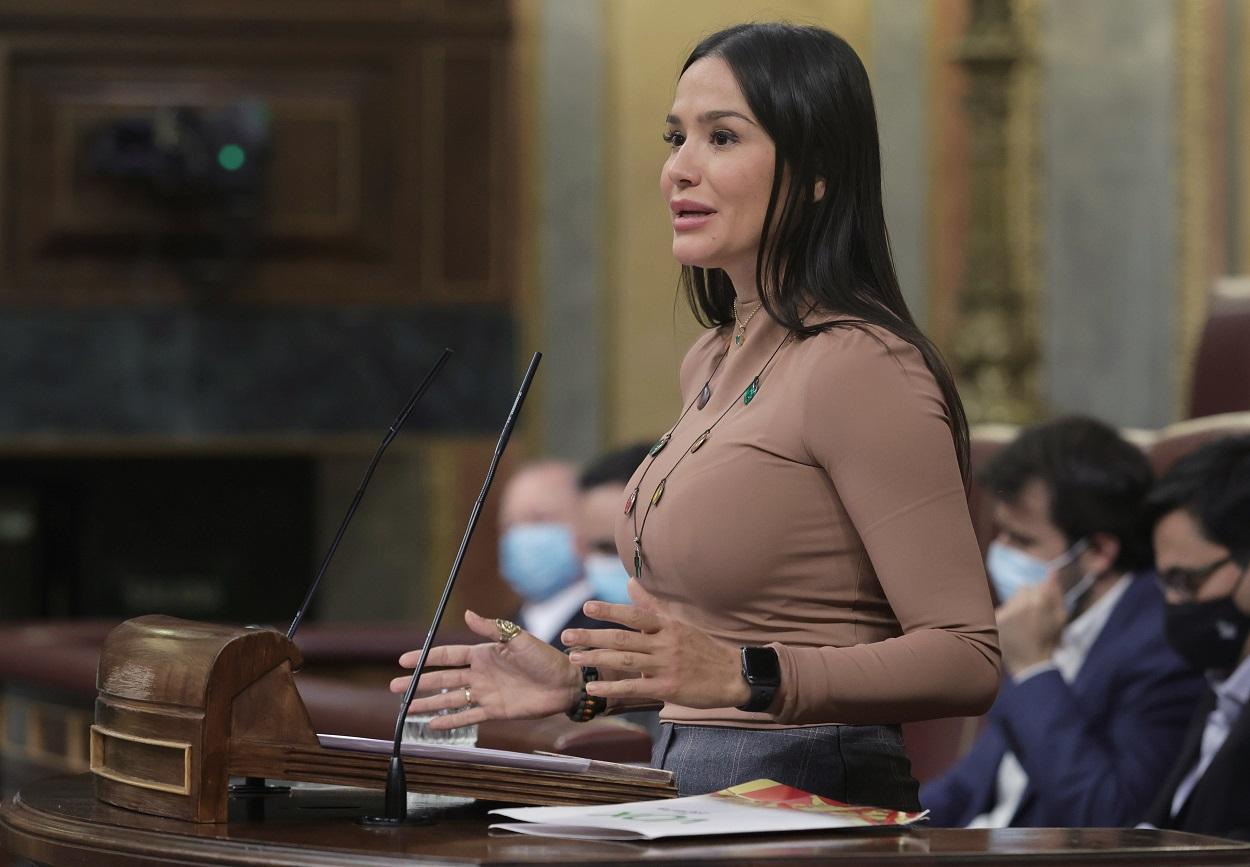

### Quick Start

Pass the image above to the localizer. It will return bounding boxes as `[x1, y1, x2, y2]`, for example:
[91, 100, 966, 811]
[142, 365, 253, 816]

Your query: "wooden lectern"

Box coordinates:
[88, 615, 674, 822]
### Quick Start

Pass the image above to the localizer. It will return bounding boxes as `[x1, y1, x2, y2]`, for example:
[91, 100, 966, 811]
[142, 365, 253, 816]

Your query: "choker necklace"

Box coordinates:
[624, 331, 793, 579]
[732, 299, 762, 346]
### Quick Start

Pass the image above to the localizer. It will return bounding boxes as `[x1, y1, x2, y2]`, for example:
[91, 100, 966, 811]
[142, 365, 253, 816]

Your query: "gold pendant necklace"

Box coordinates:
[733, 299, 762, 346]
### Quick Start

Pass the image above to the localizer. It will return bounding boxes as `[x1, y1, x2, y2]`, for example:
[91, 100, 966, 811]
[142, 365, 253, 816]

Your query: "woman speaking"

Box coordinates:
[391, 22, 1000, 812]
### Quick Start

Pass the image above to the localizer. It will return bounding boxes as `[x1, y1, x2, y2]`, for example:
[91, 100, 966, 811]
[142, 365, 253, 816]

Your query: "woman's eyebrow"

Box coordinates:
[665, 110, 757, 126]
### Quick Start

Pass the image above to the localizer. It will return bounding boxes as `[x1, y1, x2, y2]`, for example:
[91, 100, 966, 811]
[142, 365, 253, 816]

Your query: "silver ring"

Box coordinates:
[462, 685, 472, 706]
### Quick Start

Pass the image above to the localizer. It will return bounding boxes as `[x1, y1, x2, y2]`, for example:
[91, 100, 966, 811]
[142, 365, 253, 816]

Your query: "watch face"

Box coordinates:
[742, 646, 780, 682]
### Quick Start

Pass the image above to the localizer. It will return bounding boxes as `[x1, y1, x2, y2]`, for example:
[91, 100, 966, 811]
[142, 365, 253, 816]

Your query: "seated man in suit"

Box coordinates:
[1140, 435, 1250, 839]
[922, 417, 1204, 827]
[498, 460, 600, 650]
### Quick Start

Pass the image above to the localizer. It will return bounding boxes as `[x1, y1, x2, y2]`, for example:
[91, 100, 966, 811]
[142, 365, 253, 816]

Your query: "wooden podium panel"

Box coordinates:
[86, 616, 673, 821]
[4, 775, 1250, 867]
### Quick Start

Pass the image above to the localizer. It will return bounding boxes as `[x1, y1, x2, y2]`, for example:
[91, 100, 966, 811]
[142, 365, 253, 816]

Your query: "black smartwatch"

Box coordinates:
[736, 646, 781, 712]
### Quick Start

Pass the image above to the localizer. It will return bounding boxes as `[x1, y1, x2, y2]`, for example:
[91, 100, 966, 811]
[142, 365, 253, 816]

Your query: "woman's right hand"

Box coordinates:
[388, 609, 582, 730]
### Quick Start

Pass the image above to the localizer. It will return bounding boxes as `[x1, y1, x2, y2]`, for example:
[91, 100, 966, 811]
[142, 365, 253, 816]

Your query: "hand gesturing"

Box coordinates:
[388, 609, 583, 730]
[560, 579, 752, 710]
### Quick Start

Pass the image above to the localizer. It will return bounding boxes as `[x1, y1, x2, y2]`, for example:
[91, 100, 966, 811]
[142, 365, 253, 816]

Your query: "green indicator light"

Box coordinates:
[217, 144, 246, 171]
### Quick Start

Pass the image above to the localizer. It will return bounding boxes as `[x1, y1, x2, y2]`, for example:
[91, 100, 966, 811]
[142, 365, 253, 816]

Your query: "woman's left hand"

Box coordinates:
[560, 579, 752, 709]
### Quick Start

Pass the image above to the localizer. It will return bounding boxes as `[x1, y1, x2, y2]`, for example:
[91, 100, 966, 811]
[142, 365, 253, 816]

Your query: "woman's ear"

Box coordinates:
[813, 177, 827, 202]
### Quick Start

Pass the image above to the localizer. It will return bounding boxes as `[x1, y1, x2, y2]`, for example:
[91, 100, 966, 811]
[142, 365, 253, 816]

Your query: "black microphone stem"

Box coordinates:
[380, 351, 541, 823]
[286, 348, 454, 641]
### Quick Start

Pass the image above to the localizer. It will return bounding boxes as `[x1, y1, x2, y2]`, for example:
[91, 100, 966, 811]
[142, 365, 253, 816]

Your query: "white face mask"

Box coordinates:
[986, 538, 1089, 607]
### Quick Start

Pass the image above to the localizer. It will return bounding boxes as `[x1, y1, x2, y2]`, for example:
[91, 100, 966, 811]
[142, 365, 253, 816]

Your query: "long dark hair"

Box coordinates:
[678, 23, 969, 478]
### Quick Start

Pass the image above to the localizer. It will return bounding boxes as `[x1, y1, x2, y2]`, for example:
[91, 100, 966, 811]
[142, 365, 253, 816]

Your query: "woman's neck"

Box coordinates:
[723, 263, 761, 307]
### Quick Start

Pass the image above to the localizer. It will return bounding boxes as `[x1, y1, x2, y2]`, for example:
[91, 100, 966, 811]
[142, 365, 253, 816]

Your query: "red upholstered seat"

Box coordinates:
[1148, 412, 1250, 476]
[1189, 277, 1250, 418]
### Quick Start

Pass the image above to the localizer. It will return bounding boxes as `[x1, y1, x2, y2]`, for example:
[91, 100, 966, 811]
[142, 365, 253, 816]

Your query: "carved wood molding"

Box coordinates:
[951, 0, 1044, 424]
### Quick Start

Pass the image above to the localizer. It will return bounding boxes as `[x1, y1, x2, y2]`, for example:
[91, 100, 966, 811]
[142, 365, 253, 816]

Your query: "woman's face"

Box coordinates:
[661, 56, 776, 286]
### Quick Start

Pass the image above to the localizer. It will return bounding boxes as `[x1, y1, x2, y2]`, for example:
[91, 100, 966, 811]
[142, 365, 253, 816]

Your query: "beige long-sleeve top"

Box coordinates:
[615, 311, 1001, 728]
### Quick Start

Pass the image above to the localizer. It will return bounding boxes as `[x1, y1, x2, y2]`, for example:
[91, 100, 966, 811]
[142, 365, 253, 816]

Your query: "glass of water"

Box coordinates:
[402, 688, 478, 808]
[402, 687, 479, 746]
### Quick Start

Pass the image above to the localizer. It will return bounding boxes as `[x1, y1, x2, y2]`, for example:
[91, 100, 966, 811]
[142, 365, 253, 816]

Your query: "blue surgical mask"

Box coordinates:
[499, 523, 580, 602]
[986, 539, 1087, 605]
[585, 553, 632, 605]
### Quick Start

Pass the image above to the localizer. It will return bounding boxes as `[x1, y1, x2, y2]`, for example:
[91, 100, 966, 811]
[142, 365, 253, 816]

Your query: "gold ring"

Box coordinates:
[494, 618, 521, 643]
[462, 685, 472, 706]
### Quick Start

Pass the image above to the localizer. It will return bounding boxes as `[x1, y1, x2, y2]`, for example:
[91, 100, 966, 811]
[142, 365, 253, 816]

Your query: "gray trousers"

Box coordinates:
[652, 722, 921, 811]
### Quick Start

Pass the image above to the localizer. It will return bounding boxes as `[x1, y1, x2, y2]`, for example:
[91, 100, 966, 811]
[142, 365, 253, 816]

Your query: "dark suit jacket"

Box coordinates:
[921, 574, 1206, 827]
[1142, 679, 1250, 840]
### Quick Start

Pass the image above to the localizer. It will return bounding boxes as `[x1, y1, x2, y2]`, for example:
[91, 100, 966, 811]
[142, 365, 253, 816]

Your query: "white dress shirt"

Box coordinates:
[1169, 652, 1250, 818]
[519, 578, 593, 645]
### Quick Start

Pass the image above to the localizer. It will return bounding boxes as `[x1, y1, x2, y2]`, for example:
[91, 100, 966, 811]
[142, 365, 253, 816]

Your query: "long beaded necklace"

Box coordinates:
[624, 330, 793, 580]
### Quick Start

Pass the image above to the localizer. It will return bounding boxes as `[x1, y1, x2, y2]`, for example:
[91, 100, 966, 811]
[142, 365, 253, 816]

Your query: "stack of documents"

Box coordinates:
[490, 778, 929, 840]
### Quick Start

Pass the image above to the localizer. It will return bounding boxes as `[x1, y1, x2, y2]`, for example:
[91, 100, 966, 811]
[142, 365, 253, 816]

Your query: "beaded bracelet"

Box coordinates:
[566, 666, 607, 722]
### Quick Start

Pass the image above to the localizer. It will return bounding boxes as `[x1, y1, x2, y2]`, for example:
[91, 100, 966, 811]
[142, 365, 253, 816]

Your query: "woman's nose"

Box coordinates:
[666, 145, 701, 187]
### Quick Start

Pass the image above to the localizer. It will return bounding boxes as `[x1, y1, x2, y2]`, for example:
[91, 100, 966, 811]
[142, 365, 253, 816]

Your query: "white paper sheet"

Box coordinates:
[489, 779, 928, 840]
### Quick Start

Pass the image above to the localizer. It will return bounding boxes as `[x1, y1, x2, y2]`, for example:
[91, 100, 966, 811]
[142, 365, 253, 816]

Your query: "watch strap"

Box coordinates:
[736, 646, 780, 713]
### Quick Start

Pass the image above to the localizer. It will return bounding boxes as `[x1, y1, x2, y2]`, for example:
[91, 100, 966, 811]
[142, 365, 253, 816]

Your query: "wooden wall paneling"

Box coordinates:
[420, 40, 511, 305]
[6, 36, 404, 304]
[0, 41, 10, 302]
[425, 437, 519, 626]
[0, 1, 510, 33]
[417, 44, 445, 305]
[0, 1, 513, 308]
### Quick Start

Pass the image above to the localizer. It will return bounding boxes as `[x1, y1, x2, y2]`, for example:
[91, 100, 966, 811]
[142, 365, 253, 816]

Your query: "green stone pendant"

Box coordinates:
[690, 430, 710, 453]
[651, 478, 666, 506]
[649, 432, 671, 457]
[734, 332, 744, 346]
[743, 376, 760, 405]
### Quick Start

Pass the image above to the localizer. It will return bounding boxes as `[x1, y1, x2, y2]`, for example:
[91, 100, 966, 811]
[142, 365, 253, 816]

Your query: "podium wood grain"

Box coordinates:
[5, 775, 1250, 866]
[89, 616, 673, 822]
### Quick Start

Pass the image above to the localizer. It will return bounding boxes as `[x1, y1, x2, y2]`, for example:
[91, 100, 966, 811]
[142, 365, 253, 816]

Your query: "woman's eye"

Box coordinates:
[662, 130, 685, 148]
[711, 130, 737, 146]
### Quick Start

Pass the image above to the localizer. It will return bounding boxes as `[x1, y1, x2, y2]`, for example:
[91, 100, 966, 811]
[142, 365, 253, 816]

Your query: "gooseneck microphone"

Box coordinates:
[286, 348, 454, 641]
[373, 351, 542, 824]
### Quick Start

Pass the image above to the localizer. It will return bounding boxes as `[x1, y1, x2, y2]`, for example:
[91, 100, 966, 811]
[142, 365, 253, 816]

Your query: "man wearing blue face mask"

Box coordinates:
[922, 417, 1204, 828]
[498, 461, 604, 650]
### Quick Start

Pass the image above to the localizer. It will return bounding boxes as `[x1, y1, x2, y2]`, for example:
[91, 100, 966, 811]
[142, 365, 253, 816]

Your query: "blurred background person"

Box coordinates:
[497, 460, 601, 650]
[577, 442, 654, 606]
[576, 441, 662, 739]
[1141, 435, 1250, 840]
[923, 417, 1204, 827]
